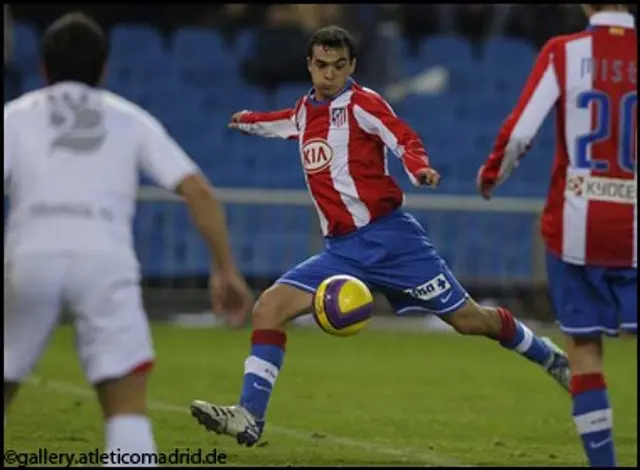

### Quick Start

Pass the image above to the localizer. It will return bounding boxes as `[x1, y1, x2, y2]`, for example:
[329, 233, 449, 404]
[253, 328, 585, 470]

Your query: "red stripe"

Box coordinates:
[130, 360, 154, 375]
[303, 101, 356, 235]
[252, 329, 287, 350]
[585, 27, 635, 265]
[570, 372, 606, 395]
[495, 307, 516, 342]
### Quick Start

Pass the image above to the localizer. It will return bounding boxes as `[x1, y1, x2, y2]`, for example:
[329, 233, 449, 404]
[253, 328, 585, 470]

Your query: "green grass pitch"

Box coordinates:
[5, 324, 637, 467]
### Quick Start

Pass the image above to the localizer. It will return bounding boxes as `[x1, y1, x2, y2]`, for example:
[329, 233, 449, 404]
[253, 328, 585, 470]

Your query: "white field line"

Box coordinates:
[26, 376, 471, 467]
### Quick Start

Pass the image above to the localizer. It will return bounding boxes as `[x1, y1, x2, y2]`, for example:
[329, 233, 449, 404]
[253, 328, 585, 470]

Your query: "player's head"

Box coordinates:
[306, 26, 356, 100]
[581, 4, 629, 17]
[41, 12, 108, 87]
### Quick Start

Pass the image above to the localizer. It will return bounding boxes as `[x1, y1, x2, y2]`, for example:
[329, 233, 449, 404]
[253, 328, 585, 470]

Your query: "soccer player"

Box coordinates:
[477, 4, 636, 467]
[190, 26, 572, 447]
[3, 12, 252, 465]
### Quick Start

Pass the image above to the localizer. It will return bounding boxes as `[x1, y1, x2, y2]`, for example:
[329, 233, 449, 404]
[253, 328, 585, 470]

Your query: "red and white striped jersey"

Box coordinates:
[484, 11, 637, 268]
[235, 80, 431, 237]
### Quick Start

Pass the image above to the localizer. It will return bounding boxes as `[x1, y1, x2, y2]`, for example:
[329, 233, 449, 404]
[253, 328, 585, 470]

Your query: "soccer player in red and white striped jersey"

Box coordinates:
[478, 5, 636, 466]
[191, 26, 572, 448]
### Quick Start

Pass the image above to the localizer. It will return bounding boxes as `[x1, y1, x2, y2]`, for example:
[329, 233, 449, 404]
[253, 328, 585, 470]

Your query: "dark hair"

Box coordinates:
[42, 12, 108, 87]
[307, 26, 356, 62]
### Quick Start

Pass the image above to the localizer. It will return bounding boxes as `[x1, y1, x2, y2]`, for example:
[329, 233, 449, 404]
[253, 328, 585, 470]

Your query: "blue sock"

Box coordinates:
[572, 373, 616, 467]
[239, 329, 286, 422]
[495, 308, 553, 367]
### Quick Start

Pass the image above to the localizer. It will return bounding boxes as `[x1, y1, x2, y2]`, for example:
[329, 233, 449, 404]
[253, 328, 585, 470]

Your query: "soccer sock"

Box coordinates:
[493, 307, 554, 367]
[104, 414, 157, 467]
[571, 373, 616, 467]
[239, 329, 286, 422]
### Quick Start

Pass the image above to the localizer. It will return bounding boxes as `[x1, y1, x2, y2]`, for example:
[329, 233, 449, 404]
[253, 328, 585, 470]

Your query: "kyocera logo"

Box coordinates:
[302, 139, 333, 174]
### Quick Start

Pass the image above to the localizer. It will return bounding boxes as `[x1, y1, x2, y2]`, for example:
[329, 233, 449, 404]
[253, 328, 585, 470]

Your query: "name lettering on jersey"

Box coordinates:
[331, 107, 347, 128]
[580, 58, 637, 84]
[302, 139, 334, 174]
[566, 175, 636, 204]
[29, 202, 115, 222]
[48, 91, 107, 153]
[404, 274, 452, 302]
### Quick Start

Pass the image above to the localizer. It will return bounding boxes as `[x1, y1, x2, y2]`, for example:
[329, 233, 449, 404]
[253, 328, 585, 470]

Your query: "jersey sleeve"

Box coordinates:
[352, 91, 430, 186]
[484, 38, 561, 184]
[136, 111, 201, 191]
[235, 104, 299, 140]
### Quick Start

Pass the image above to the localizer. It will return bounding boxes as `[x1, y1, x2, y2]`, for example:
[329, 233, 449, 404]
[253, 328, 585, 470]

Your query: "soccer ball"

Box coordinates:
[312, 274, 374, 337]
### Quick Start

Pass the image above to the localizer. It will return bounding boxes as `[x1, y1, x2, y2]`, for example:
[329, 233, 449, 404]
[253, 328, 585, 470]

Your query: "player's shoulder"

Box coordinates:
[4, 88, 48, 121]
[542, 31, 592, 53]
[99, 90, 162, 130]
[350, 83, 394, 112]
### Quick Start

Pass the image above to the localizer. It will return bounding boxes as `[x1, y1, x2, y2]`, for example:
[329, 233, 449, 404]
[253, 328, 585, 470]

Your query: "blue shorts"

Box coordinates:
[277, 210, 469, 315]
[546, 251, 638, 337]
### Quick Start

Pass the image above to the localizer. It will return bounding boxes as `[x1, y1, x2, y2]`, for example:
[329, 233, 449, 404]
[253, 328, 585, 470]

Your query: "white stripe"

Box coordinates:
[514, 324, 534, 353]
[244, 356, 279, 386]
[573, 409, 613, 435]
[298, 105, 329, 235]
[499, 60, 559, 182]
[352, 104, 418, 186]
[557, 324, 620, 336]
[25, 376, 470, 467]
[562, 37, 593, 263]
[328, 92, 371, 228]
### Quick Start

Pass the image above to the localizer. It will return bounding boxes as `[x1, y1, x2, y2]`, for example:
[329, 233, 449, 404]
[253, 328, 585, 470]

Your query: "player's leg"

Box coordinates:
[364, 211, 568, 389]
[547, 254, 637, 467]
[4, 255, 66, 427]
[191, 251, 365, 446]
[64, 254, 157, 466]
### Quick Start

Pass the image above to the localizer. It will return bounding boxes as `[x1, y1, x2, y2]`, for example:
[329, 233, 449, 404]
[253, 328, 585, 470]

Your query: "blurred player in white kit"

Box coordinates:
[3, 12, 253, 465]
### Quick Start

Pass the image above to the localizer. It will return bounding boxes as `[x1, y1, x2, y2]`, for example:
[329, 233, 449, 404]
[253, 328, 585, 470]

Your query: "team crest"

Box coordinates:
[331, 107, 347, 128]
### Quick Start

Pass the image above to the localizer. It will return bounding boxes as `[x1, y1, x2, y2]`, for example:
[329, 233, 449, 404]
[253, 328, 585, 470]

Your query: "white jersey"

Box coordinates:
[3, 81, 199, 259]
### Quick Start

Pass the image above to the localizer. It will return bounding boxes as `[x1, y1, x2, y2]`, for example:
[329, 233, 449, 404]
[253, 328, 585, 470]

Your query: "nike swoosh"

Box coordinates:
[590, 438, 612, 449]
[440, 293, 453, 303]
[253, 382, 271, 392]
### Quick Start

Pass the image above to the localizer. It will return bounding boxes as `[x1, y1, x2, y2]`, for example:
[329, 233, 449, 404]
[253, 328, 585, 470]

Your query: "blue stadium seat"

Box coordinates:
[20, 73, 46, 94]
[109, 24, 165, 66]
[234, 29, 256, 60]
[275, 84, 308, 109]
[11, 22, 40, 72]
[171, 28, 229, 64]
[482, 37, 537, 68]
[420, 35, 474, 67]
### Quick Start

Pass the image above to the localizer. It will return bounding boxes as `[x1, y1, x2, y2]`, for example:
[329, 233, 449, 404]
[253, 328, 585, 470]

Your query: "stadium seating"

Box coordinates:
[7, 23, 549, 281]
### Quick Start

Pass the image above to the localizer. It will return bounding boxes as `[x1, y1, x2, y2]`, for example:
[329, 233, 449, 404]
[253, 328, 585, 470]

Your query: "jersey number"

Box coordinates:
[575, 90, 637, 173]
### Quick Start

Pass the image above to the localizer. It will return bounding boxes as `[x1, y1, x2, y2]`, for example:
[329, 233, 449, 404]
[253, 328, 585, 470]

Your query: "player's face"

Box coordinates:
[307, 45, 356, 100]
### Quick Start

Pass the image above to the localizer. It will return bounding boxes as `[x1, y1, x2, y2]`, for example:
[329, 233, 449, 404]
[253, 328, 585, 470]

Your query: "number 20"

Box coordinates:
[575, 90, 637, 174]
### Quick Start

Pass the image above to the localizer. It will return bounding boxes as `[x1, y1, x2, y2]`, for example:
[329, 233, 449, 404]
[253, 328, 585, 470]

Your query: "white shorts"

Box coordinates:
[4, 253, 155, 384]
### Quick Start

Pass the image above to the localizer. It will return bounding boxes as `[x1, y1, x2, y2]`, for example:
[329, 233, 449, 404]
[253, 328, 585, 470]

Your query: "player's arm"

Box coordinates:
[136, 114, 238, 274]
[478, 38, 561, 199]
[352, 93, 438, 187]
[229, 105, 299, 140]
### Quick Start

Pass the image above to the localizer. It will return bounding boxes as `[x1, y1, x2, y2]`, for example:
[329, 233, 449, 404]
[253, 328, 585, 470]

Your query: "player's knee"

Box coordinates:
[252, 287, 285, 329]
[445, 301, 495, 336]
[95, 364, 151, 419]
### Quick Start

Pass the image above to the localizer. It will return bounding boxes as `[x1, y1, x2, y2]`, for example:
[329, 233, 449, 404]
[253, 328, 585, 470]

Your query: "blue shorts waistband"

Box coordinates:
[325, 209, 404, 244]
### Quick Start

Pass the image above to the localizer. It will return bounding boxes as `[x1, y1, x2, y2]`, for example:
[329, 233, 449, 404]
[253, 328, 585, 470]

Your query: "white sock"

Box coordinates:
[105, 414, 157, 467]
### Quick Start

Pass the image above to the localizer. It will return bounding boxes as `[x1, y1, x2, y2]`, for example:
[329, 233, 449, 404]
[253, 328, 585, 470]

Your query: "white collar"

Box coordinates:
[589, 11, 635, 29]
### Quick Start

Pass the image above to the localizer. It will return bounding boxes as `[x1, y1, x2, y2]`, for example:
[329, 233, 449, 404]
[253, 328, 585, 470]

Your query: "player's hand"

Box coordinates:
[415, 168, 440, 188]
[228, 110, 251, 131]
[476, 164, 497, 200]
[210, 269, 254, 328]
